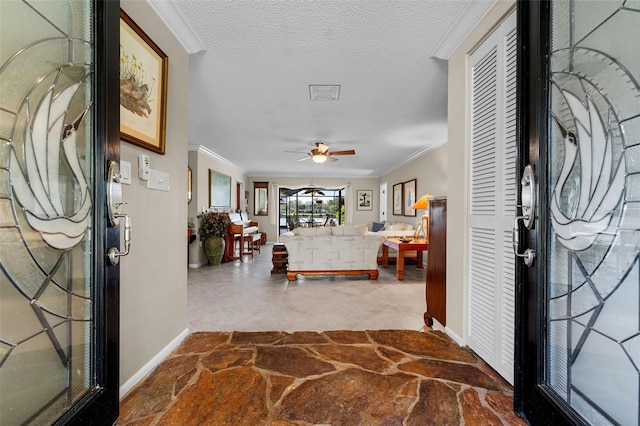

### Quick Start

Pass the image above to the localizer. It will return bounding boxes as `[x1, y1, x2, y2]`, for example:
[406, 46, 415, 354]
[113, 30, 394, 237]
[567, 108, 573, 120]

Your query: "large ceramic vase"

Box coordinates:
[204, 237, 225, 266]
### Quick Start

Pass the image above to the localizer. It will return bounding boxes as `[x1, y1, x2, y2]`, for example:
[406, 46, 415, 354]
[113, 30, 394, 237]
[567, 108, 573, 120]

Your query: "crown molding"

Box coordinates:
[188, 144, 245, 173]
[379, 138, 448, 177]
[148, 0, 206, 54]
[430, 0, 497, 60]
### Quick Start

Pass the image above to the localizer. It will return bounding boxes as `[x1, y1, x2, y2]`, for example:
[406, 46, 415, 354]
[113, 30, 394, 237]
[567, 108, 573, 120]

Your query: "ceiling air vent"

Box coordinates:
[309, 85, 340, 101]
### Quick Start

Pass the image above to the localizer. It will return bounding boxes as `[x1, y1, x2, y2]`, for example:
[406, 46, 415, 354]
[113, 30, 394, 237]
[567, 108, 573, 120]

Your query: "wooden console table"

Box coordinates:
[382, 238, 428, 280]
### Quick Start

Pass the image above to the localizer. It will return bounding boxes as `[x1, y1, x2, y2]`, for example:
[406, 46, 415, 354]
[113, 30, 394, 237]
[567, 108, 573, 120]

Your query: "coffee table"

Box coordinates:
[382, 237, 428, 280]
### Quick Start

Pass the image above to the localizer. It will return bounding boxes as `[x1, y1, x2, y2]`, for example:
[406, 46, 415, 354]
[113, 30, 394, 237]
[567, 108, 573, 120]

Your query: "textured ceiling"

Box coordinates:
[173, 0, 473, 178]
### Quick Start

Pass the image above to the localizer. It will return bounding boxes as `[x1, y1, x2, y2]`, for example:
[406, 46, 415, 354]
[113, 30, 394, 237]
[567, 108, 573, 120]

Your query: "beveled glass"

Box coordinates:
[547, 1, 640, 424]
[0, 1, 95, 424]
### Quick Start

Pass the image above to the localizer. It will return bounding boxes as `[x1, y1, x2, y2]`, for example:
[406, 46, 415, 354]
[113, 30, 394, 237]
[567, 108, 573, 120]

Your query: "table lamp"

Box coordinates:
[411, 194, 434, 239]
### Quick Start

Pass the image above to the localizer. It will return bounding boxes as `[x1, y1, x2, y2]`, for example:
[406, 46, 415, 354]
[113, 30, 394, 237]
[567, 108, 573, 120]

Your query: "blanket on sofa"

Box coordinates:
[280, 224, 385, 280]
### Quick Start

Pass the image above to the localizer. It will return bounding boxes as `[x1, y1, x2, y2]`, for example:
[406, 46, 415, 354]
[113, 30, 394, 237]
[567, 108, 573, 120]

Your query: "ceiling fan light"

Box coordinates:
[312, 154, 327, 164]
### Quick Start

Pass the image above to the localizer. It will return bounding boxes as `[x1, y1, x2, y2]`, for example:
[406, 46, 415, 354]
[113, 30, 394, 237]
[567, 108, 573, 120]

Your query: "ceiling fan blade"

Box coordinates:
[328, 149, 356, 156]
[297, 156, 311, 162]
[328, 156, 338, 162]
[285, 150, 310, 154]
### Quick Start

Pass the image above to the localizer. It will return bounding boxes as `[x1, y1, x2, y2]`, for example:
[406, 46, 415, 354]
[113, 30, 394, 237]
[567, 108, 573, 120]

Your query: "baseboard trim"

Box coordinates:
[119, 327, 190, 398]
[188, 261, 208, 268]
[444, 326, 464, 347]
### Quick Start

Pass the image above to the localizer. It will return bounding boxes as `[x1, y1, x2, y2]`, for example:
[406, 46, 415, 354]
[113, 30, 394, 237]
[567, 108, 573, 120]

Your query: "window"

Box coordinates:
[279, 187, 344, 233]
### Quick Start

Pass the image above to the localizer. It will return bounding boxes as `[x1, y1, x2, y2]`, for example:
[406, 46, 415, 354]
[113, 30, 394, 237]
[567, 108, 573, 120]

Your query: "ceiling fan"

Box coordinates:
[286, 141, 356, 163]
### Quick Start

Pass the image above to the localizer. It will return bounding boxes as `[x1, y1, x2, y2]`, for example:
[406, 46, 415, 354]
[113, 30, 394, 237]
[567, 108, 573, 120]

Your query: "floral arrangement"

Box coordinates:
[197, 211, 231, 240]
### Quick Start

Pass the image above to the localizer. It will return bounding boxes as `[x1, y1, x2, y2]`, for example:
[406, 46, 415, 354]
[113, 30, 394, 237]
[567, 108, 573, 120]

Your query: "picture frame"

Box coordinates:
[119, 10, 168, 154]
[187, 167, 192, 204]
[357, 190, 373, 211]
[209, 170, 231, 208]
[392, 183, 403, 216]
[403, 179, 417, 217]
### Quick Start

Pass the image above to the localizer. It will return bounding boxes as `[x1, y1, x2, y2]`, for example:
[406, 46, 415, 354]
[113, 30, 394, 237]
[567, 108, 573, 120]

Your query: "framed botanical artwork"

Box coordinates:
[392, 183, 403, 216]
[357, 190, 373, 211]
[403, 179, 417, 217]
[209, 170, 231, 208]
[119, 10, 168, 154]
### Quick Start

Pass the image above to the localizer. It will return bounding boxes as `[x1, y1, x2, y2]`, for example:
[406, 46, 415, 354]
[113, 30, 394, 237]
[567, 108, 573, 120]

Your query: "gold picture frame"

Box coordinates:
[403, 179, 417, 217]
[209, 170, 231, 209]
[187, 167, 192, 204]
[392, 183, 403, 215]
[119, 10, 168, 154]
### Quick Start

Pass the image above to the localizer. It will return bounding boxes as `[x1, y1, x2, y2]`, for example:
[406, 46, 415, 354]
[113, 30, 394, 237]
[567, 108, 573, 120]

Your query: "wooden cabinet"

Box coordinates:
[424, 198, 446, 327]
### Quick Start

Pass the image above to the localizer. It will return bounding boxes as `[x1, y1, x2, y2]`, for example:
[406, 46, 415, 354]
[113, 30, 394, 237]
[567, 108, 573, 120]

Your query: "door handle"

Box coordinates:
[106, 160, 132, 266]
[108, 212, 131, 265]
[512, 164, 536, 267]
[513, 216, 535, 266]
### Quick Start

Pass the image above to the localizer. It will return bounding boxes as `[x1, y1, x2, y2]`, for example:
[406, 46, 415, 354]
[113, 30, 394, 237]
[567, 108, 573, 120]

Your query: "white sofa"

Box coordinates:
[371, 222, 415, 238]
[369, 222, 420, 263]
[279, 224, 385, 281]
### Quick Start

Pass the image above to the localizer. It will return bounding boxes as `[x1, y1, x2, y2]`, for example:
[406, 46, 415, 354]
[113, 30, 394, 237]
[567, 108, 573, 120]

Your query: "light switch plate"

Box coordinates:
[147, 169, 170, 192]
[120, 160, 131, 185]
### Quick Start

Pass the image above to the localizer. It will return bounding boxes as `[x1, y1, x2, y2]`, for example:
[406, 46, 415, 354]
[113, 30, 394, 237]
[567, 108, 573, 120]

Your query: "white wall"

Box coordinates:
[446, 0, 516, 341]
[187, 147, 249, 267]
[119, 0, 189, 386]
[380, 143, 448, 226]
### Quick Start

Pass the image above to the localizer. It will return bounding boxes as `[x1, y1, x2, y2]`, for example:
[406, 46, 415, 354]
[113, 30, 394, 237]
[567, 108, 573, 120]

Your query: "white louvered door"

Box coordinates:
[467, 10, 517, 384]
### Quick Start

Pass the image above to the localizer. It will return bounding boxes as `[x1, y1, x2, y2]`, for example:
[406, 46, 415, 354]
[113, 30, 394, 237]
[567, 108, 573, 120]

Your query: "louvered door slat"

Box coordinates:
[469, 228, 497, 359]
[503, 26, 518, 217]
[468, 10, 517, 385]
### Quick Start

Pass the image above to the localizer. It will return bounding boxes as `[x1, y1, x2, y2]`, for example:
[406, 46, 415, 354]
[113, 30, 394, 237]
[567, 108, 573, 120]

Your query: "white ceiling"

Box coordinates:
[163, 0, 486, 178]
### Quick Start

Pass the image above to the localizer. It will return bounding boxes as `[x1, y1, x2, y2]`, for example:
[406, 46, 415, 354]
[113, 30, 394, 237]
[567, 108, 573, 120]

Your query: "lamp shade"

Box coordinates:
[411, 194, 434, 210]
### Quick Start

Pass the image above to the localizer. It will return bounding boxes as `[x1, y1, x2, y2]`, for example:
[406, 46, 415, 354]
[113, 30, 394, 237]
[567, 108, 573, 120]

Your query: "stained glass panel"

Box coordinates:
[0, 0, 95, 424]
[547, 1, 640, 424]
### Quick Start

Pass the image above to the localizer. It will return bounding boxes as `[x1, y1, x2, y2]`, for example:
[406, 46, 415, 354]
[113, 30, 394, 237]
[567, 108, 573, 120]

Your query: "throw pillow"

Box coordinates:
[371, 222, 385, 232]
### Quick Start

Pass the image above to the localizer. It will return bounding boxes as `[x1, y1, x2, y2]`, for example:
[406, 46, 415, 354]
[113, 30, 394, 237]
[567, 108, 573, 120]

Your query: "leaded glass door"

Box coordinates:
[517, 1, 640, 424]
[0, 1, 120, 424]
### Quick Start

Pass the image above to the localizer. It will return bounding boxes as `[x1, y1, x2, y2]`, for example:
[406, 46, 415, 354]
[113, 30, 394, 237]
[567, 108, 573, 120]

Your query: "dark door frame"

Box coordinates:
[56, 1, 121, 424]
[515, 1, 586, 424]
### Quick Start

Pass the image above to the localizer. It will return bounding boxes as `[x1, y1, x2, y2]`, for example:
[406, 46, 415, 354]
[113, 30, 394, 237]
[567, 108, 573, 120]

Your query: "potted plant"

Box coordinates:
[197, 211, 231, 265]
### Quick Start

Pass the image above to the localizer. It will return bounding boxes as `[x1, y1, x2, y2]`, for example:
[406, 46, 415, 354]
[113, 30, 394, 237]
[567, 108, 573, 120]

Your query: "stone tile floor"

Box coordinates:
[119, 330, 527, 425]
[187, 243, 429, 332]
